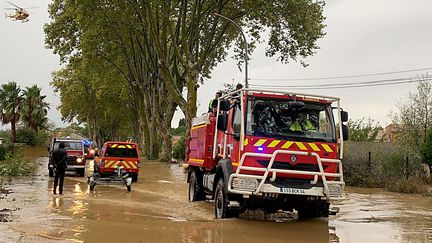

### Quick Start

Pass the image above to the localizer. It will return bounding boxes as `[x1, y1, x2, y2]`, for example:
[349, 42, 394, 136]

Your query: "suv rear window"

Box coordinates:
[105, 144, 138, 158]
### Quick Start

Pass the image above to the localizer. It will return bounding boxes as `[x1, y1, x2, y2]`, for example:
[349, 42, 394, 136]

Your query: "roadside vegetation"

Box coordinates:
[344, 78, 432, 195]
[0, 82, 49, 177]
[0, 150, 34, 177]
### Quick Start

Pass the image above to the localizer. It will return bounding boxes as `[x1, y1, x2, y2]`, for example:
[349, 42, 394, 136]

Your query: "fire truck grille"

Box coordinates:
[256, 160, 328, 172]
[66, 157, 77, 165]
[268, 178, 324, 189]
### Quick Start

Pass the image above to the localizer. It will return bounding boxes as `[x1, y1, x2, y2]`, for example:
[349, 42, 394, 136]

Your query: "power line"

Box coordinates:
[250, 67, 432, 81]
[249, 77, 432, 90]
[250, 76, 413, 88]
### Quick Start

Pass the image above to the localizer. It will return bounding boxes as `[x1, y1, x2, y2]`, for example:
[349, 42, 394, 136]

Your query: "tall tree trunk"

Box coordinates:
[11, 118, 17, 143]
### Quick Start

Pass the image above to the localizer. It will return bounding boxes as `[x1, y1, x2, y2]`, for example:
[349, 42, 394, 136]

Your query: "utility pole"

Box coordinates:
[214, 13, 249, 88]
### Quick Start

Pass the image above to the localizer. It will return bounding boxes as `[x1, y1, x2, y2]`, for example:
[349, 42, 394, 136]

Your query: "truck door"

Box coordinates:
[227, 104, 242, 165]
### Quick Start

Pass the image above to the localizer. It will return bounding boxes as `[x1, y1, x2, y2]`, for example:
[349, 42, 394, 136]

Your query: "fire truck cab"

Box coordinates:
[186, 88, 348, 219]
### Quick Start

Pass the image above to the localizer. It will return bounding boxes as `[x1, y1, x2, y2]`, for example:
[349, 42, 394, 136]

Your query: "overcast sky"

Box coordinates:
[1, 0, 432, 130]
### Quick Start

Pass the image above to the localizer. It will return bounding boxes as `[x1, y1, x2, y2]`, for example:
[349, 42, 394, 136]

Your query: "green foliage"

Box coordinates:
[0, 82, 50, 143]
[0, 151, 34, 176]
[20, 85, 50, 131]
[172, 126, 186, 136]
[421, 128, 432, 166]
[172, 136, 185, 160]
[44, 0, 327, 160]
[178, 118, 186, 128]
[0, 130, 11, 144]
[347, 118, 382, 141]
[0, 82, 22, 143]
[16, 128, 36, 145]
[393, 77, 432, 147]
[13, 128, 49, 146]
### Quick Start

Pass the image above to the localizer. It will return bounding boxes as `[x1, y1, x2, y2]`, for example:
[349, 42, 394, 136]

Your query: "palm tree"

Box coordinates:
[0, 82, 23, 143]
[21, 85, 50, 131]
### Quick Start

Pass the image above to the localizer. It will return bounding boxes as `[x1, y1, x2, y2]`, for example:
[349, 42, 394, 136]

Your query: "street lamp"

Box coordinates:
[214, 12, 249, 88]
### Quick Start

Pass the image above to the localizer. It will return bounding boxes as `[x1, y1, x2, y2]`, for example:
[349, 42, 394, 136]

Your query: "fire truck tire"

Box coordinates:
[214, 179, 239, 219]
[188, 171, 205, 202]
[48, 169, 54, 177]
[131, 174, 138, 182]
[215, 179, 228, 219]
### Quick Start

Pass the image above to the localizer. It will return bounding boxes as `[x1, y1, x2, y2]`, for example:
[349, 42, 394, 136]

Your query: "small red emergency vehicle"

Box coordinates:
[94, 141, 140, 182]
[186, 88, 348, 219]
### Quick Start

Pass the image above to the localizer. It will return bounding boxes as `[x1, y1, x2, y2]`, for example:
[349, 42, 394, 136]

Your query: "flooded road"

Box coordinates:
[1, 152, 431, 242]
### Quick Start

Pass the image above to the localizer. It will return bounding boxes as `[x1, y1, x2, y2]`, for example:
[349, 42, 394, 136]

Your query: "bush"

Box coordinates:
[172, 136, 185, 160]
[171, 126, 186, 136]
[16, 128, 36, 145]
[0, 151, 34, 176]
[34, 130, 49, 146]
[0, 144, 14, 161]
[15, 128, 48, 146]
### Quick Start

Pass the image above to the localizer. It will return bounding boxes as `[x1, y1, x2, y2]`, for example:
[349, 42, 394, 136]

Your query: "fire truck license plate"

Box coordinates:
[280, 188, 306, 194]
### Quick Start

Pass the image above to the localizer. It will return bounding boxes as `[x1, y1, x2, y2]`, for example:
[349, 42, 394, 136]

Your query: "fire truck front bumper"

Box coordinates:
[228, 176, 344, 200]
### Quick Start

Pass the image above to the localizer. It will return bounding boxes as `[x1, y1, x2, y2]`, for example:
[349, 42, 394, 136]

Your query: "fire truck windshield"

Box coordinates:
[246, 98, 336, 142]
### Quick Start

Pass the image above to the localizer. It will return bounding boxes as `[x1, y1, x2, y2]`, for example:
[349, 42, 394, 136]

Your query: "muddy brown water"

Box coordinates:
[0, 148, 431, 242]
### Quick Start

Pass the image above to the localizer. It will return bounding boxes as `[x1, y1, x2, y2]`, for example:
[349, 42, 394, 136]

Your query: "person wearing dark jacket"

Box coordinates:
[52, 141, 68, 194]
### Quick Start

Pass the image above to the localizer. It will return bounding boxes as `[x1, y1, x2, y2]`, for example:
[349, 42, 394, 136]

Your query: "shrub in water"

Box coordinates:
[0, 152, 34, 176]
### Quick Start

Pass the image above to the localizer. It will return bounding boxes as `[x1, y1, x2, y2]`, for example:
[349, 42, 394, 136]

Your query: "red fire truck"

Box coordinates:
[186, 88, 348, 219]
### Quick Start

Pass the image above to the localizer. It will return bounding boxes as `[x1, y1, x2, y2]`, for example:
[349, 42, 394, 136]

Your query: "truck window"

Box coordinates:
[105, 146, 138, 158]
[54, 141, 83, 150]
[247, 98, 336, 142]
[233, 106, 242, 134]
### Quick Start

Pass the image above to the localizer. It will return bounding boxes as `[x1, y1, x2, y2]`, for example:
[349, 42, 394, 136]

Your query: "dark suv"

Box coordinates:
[48, 138, 86, 177]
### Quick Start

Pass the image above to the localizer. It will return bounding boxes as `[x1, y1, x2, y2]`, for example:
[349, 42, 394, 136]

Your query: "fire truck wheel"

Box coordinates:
[48, 169, 54, 177]
[214, 179, 230, 219]
[131, 174, 138, 182]
[188, 171, 205, 202]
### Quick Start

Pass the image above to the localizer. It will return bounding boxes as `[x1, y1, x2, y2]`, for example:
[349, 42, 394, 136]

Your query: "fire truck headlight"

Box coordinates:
[328, 184, 342, 197]
[231, 177, 259, 192]
[76, 158, 83, 163]
[257, 147, 264, 152]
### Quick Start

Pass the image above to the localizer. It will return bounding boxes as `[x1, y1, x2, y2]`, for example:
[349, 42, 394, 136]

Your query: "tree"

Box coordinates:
[0, 82, 22, 143]
[347, 118, 382, 142]
[21, 85, 50, 131]
[178, 118, 186, 128]
[421, 128, 432, 166]
[393, 75, 432, 148]
[44, 0, 326, 160]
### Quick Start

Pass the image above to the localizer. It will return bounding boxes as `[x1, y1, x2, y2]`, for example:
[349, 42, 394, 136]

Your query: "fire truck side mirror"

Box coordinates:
[342, 124, 349, 141]
[341, 111, 348, 123]
[217, 113, 228, 131]
[219, 99, 230, 112]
